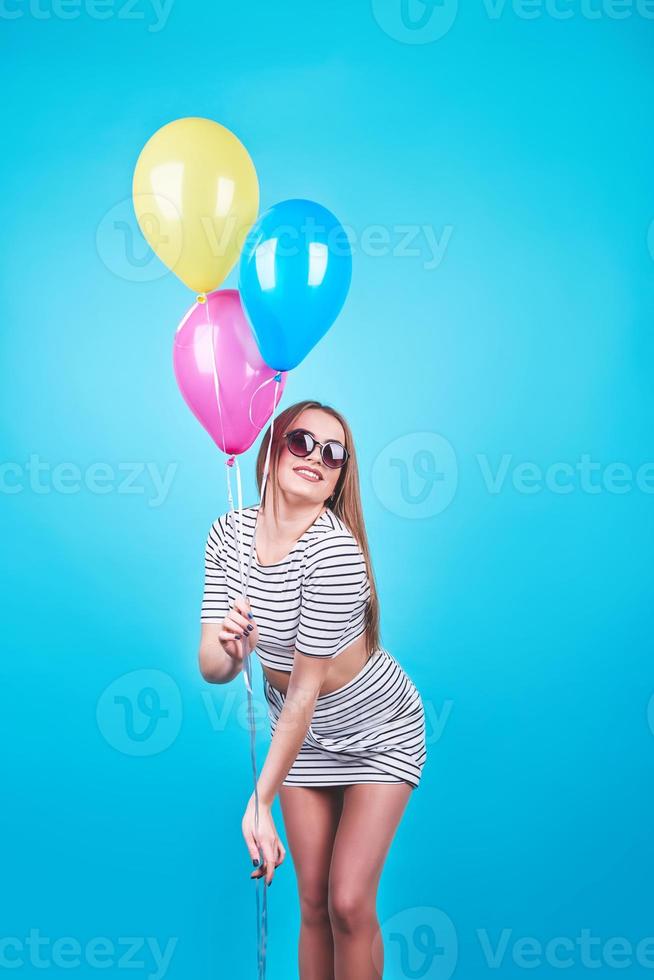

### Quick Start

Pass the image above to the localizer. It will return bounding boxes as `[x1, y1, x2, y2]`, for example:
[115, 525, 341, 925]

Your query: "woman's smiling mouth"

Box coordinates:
[293, 466, 322, 482]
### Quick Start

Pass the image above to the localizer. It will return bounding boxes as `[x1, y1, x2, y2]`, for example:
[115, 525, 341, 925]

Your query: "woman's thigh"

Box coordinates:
[328, 782, 414, 909]
[279, 785, 344, 907]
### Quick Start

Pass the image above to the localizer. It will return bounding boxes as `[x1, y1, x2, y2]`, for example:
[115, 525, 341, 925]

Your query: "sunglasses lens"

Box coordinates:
[323, 442, 347, 468]
[287, 430, 313, 457]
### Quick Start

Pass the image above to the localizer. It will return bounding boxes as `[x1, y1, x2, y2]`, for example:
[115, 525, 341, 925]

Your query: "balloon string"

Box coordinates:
[206, 293, 230, 468]
[206, 290, 269, 976]
[220, 365, 283, 980]
[248, 373, 282, 431]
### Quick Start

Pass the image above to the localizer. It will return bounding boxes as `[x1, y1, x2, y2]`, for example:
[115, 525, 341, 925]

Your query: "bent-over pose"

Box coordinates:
[198, 399, 427, 980]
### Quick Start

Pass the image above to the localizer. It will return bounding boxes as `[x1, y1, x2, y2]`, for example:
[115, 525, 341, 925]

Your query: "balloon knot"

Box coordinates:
[226, 455, 235, 467]
[197, 293, 207, 304]
[273, 372, 282, 382]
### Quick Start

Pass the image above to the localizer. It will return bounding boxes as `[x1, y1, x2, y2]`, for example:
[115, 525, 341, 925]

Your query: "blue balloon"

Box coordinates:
[238, 199, 352, 371]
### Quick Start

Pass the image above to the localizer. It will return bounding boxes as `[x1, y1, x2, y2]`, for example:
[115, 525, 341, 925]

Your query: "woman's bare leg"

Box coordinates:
[279, 784, 344, 980]
[328, 782, 413, 980]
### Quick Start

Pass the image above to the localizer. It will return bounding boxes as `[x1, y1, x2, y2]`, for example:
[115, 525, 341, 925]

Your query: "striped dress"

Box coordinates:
[201, 504, 427, 789]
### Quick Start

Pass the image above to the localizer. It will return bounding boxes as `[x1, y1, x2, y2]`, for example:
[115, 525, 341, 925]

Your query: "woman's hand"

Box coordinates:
[218, 596, 259, 661]
[242, 793, 286, 886]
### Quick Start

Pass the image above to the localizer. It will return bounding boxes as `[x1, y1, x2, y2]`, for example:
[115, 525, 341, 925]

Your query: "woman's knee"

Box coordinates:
[328, 885, 375, 934]
[299, 885, 330, 927]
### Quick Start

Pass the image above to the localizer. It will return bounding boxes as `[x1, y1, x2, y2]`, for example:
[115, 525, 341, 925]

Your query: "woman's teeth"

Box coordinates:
[295, 468, 320, 481]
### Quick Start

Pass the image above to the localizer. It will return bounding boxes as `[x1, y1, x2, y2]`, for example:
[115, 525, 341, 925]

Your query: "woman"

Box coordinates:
[198, 399, 427, 979]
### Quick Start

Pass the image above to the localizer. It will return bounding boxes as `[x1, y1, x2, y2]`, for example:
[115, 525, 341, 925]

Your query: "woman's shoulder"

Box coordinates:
[305, 509, 365, 564]
[307, 506, 354, 540]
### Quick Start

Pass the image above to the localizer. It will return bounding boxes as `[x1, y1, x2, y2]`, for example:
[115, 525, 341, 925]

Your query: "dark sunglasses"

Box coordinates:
[284, 428, 349, 469]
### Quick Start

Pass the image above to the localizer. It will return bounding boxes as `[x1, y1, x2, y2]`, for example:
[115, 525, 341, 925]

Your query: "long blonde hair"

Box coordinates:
[255, 400, 381, 660]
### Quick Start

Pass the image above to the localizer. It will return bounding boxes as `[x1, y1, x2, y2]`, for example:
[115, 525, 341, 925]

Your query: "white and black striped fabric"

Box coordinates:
[201, 503, 427, 788]
[265, 650, 427, 788]
[201, 504, 369, 669]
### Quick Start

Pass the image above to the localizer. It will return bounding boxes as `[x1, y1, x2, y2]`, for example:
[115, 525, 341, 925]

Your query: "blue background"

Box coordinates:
[2, 2, 653, 977]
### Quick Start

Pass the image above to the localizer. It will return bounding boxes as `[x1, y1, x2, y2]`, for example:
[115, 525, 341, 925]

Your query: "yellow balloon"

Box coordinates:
[132, 117, 259, 294]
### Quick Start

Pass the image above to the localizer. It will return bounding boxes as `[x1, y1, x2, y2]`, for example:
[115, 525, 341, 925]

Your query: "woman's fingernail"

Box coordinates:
[252, 859, 258, 866]
[247, 612, 253, 619]
[235, 633, 241, 640]
[247, 624, 253, 632]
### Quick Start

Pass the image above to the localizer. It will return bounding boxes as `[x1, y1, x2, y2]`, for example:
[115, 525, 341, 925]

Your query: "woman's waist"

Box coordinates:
[258, 635, 377, 696]
[263, 647, 424, 734]
[262, 645, 400, 703]
[255, 644, 293, 684]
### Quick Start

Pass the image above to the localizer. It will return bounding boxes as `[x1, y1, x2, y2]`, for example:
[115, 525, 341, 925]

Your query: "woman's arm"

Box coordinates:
[199, 625, 240, 683]
[256, 653, 333, 804]
[242, 652, 332, 885]
[198, 599, 258, 683]
[198, 519, 259, 683]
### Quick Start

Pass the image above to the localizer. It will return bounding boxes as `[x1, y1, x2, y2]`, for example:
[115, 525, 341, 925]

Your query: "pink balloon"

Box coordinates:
[173, 289, 287, 455]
